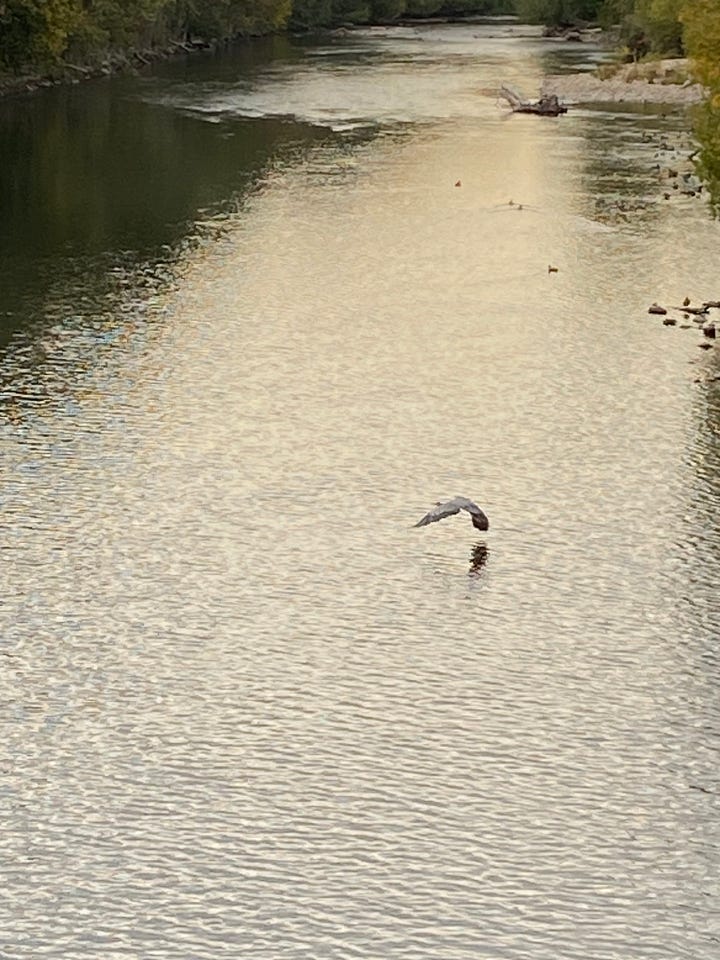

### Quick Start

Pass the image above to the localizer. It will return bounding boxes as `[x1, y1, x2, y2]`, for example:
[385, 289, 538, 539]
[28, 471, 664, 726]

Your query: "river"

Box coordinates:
[1, 21, 719, 960]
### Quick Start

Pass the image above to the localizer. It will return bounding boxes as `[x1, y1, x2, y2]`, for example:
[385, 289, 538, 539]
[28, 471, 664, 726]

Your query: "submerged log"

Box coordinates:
[674, 304, 709, 316]
[499, 84, 568, 116]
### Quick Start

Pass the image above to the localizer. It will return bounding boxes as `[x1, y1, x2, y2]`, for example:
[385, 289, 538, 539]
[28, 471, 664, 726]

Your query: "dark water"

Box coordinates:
[2, 22, 719, 960]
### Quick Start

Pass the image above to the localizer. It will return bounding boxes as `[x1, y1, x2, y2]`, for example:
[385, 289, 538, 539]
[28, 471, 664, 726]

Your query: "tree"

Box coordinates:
[682, 0, 720, 87]
[514, 0, 605, 26]
[0, 0, 84, 68]
[682, 0, 720, 212]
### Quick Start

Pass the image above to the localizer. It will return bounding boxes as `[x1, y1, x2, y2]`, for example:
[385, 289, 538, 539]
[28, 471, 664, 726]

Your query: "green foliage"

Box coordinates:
[683, 0, 720, 212]
[692, 99, 720, 214]
[516, 0, 684, 53]
[440, 0, 508, 12]
[0, 0, 517, 73]
[632, 0, 683, 53]
[287, 0, 508, 26]
[682, 0, 720, 87]
[514, 0, 604, 25]
[0, 0, 85, 68]
[287, 0, 335, 27]
[0, 0, 292, 72]
[404, 0, 444, 13]
[327, 0, 372, 22]
[175, 0, 291, 37]
[369, 0, 406, 20]
[90, 0, 168, 45]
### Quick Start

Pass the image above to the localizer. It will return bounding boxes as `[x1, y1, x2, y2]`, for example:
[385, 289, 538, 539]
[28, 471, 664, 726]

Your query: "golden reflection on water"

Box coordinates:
[2, 23, 720, 960]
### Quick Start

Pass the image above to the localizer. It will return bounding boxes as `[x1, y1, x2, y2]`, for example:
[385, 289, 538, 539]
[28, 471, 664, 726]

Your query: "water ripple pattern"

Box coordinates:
[1, 22, 719, 960]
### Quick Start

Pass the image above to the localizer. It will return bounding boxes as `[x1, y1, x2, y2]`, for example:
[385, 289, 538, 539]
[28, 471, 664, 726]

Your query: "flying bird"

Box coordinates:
[414, 496, 489, 532]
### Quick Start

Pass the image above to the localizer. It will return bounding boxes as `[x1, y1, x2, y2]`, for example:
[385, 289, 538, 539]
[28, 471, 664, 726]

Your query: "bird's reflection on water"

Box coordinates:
[469, 541, 489, 577]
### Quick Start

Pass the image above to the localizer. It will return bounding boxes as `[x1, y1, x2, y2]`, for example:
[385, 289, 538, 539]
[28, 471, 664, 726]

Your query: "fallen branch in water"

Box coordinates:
[499, 84, 568, 116]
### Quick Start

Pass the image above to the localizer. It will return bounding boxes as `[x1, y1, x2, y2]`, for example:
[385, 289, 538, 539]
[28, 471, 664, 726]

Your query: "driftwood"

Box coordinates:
[499, 84, 568, 116]
[673, 305, 709, 315]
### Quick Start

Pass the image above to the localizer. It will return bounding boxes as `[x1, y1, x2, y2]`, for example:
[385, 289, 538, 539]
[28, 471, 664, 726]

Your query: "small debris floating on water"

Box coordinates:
[648, 303, 667, 315]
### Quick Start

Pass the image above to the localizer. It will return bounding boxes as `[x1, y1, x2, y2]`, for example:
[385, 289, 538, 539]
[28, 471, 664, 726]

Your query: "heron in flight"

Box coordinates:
[414, 497, 489, 532]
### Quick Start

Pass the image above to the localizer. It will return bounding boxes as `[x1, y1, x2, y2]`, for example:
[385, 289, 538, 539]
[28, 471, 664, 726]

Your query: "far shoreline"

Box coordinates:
[0, 21, 704, 108]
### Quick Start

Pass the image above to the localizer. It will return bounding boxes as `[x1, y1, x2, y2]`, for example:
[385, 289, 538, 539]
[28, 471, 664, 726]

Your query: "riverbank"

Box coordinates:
[0, 13, 503, 100]
[0, 37, 222, 99]
[541, 58, 705, 106]
[0, 25, 705, 108]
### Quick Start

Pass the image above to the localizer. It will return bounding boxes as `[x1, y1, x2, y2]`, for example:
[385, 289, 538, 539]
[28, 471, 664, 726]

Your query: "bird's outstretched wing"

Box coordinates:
[414, 499, 462, 527]
[414, 496, 486, 528]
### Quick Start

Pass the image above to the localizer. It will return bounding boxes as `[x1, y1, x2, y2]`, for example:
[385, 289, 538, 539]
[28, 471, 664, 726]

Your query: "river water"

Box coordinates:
[1, 21, 719, 960]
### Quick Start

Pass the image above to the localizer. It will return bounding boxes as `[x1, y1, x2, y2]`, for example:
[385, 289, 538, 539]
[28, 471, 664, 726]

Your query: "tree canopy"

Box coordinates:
[0, 0, 517, 73]
[0, 1, 293, 71]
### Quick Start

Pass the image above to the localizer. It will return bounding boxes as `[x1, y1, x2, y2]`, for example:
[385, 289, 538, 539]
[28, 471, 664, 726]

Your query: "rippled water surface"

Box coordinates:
[2, 21, 720, 960]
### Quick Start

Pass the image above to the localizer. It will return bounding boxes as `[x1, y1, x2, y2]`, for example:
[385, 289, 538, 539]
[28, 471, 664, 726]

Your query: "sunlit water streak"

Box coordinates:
[1, 21, 719, 960]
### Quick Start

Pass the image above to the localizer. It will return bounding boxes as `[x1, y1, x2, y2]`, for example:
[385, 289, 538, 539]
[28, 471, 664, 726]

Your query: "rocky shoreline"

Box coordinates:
[541, 59, 705, 106]
[0, 38, 220, 99]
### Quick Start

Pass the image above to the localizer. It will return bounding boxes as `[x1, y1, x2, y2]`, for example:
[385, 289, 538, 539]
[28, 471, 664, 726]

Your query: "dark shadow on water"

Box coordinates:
[0, 32, 382, 355]
[573, 107, 694, 227]
[469, 541, 489, 578]
[0, 85, 328, 351]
